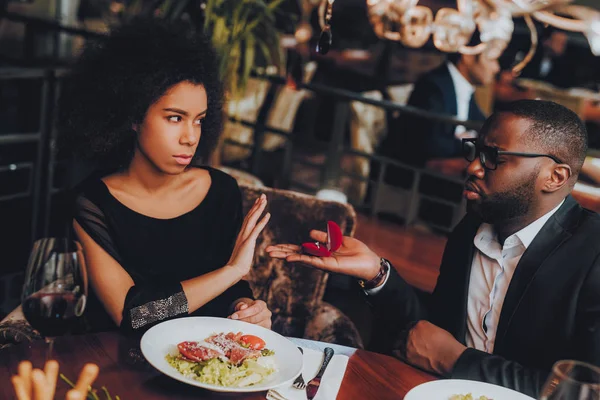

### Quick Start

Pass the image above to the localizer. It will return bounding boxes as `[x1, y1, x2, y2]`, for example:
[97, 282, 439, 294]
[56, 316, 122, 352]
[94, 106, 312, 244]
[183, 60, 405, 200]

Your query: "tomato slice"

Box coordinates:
[239, 335, 266, 350]
[177, 341, 221, 362]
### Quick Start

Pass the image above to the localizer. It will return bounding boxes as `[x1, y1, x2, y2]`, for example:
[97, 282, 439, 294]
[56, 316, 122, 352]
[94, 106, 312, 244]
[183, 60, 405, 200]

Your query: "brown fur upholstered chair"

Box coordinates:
[240, 183, 363, 348]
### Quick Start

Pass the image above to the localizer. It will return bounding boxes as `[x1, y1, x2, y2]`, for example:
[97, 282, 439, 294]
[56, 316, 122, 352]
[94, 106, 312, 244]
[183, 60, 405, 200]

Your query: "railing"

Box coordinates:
[3, 67, 467, 315]
[0, 11, 518, 241]
[225, 72, 481, 231]
[0, 67, 65, 315]
[0, 11, 527, 241]
[0, 6, 484, 239]
[0, 68, 53, 242]
[0, 66, 475, 245]
[2, 11, 598, 316]
[1, 11, 105, 66]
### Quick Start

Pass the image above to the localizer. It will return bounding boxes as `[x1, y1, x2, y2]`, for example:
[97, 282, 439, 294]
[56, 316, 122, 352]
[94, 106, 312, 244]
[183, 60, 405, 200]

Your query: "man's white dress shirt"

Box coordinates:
[366, 200, 565, 354]
[466, 200, 563, 352]
[447, 62, 475, 138]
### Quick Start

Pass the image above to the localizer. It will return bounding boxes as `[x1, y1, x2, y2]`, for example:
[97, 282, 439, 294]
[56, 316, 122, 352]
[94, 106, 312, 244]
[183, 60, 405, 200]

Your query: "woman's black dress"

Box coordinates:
[73, 167, 253, 334]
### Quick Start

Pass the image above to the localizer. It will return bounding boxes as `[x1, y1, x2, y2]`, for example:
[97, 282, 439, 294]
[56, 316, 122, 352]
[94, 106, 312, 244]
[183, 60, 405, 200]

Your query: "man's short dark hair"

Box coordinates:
[489, 100, 588, 176]
[57, 17, 223, 168]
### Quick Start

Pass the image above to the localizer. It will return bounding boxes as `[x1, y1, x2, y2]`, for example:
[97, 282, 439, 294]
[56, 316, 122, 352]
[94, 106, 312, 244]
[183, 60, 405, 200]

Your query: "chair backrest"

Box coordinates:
[238, 183, 356, 337]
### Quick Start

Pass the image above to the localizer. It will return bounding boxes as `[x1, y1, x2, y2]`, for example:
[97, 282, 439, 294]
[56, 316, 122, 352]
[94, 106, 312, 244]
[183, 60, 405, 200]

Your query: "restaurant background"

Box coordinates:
[0, 0, 599, 348]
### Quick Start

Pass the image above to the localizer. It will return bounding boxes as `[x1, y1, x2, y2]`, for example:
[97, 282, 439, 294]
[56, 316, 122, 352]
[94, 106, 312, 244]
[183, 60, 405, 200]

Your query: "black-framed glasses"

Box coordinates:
[462, 138, 565, 171]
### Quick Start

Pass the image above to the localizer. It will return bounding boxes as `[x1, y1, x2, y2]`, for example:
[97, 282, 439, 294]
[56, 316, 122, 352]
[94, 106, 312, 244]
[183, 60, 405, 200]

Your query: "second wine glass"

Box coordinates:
[540, 360, 600, 400]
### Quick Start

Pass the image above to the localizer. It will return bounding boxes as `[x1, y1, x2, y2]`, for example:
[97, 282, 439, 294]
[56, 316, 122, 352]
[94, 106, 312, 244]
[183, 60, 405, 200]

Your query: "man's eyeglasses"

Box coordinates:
[462, 138, 565, 171]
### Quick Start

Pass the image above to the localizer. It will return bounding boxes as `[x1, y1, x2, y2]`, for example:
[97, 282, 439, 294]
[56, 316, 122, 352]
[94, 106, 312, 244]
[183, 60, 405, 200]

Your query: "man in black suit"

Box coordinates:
[268, 100, 599, 398]
[496, 30, 575, 110]
[378, 52, 499, 171]
[515, 29, 573, 89]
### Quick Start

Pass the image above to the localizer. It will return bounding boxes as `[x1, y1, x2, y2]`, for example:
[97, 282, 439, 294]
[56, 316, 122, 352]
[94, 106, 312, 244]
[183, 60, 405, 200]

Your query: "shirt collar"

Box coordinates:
[513, 199, 565, 249]
[474, 199, 566, 252]
[447, 61, 475, 99]
[474, 223, 500, 259]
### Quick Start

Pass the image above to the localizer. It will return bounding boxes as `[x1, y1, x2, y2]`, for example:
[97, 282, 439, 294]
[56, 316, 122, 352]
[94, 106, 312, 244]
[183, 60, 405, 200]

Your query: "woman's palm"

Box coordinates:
[228, 195, 270, 276]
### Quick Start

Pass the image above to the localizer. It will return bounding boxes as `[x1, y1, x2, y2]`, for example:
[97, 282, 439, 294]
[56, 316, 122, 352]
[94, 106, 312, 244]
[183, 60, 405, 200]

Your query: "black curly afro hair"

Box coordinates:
[57, 17, 223, 168]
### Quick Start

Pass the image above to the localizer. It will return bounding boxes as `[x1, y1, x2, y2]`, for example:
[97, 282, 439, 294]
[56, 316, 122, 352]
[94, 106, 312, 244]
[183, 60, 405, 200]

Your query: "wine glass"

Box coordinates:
[540, 360, 600, 400]
[21, 238, 88, 359]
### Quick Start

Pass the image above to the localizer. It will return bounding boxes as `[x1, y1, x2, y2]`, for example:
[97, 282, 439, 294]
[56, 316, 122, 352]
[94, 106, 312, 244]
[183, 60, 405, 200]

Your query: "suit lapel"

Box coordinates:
[494, 197, 581, 347]
[440, 65, 458, 117]
[433, 64, 458, 139]
[430, 64, 458, 117]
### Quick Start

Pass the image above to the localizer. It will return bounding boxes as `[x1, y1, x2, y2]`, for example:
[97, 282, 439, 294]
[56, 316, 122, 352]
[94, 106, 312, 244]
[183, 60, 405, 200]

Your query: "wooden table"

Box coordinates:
[0, 332, 436, 400]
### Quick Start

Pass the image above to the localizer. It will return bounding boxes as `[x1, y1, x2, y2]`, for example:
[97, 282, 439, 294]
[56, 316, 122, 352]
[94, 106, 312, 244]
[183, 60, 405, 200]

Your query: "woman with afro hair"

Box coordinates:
[58, 18, 272, 334]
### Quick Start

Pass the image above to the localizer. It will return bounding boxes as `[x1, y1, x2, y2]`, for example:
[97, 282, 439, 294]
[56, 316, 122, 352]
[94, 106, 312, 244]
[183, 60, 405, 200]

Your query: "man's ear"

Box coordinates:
[543, 164, 572, 193]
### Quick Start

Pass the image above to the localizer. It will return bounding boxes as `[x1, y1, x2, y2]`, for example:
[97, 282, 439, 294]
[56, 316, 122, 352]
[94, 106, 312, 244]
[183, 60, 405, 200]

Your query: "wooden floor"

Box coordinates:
[354, 213, 446, 293]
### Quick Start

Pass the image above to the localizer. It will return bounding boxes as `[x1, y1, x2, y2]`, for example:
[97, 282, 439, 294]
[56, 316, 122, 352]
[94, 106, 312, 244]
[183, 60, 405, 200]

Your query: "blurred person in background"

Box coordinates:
[495, 28, 573, 108]
[516, 29, 571, 88]
[377, 49, 499, 179]
[371, 46, 499, 228]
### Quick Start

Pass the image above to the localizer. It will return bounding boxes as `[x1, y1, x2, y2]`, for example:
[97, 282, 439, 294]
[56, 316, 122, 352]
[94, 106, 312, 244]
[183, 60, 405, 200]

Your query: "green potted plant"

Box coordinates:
[105, 0, 285, 98]
[203, 0, 285, 99]
[102, 0, 287, 166]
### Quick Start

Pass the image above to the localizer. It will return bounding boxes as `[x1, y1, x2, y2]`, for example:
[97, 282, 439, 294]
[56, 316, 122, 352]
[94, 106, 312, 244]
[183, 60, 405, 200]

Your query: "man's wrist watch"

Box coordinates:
[358, 258, 390, 290]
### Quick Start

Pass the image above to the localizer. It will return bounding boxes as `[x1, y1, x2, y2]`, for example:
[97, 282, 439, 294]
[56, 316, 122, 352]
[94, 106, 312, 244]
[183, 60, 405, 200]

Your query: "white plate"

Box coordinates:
[140, 317, 303, 393]
[405, 379, 536, 400]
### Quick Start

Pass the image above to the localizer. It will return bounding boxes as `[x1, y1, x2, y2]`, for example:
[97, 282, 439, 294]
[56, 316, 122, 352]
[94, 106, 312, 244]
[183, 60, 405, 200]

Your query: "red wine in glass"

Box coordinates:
[22, 292, 81, 337]
[21, 238, 87, 359]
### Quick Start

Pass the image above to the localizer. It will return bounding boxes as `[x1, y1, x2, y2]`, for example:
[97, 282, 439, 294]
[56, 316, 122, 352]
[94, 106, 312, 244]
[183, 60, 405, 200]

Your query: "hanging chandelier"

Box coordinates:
[303, 0, 600, 73]
[365, 0, 600, 72]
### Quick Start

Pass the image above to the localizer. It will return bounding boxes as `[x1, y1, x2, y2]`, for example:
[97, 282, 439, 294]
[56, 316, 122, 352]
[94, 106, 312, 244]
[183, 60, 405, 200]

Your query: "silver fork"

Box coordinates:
[292, 347, 306, 389]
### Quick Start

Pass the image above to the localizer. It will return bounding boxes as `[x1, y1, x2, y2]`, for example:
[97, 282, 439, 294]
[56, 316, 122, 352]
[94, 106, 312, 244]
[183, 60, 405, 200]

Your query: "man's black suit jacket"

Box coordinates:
[378, 63, 486, 169]
[370, 196, 600, 398]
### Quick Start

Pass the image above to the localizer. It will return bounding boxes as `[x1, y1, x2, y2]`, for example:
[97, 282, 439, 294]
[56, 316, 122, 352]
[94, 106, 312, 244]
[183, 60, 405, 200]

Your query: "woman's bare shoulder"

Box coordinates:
[100, 172, 126, 192]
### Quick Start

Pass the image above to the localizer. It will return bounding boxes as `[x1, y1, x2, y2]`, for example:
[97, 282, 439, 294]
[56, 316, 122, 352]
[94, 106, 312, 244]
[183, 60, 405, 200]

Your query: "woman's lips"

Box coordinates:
[173, 155, 192, 165]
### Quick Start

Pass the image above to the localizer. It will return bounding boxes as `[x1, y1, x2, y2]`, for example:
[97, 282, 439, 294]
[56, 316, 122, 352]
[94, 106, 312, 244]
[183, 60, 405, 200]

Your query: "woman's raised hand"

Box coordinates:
[227, 194, 271, 277]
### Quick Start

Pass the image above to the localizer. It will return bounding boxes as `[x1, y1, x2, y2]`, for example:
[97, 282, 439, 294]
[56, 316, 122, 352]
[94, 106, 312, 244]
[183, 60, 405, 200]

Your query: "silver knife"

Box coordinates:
[306, 347, 335, 400]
